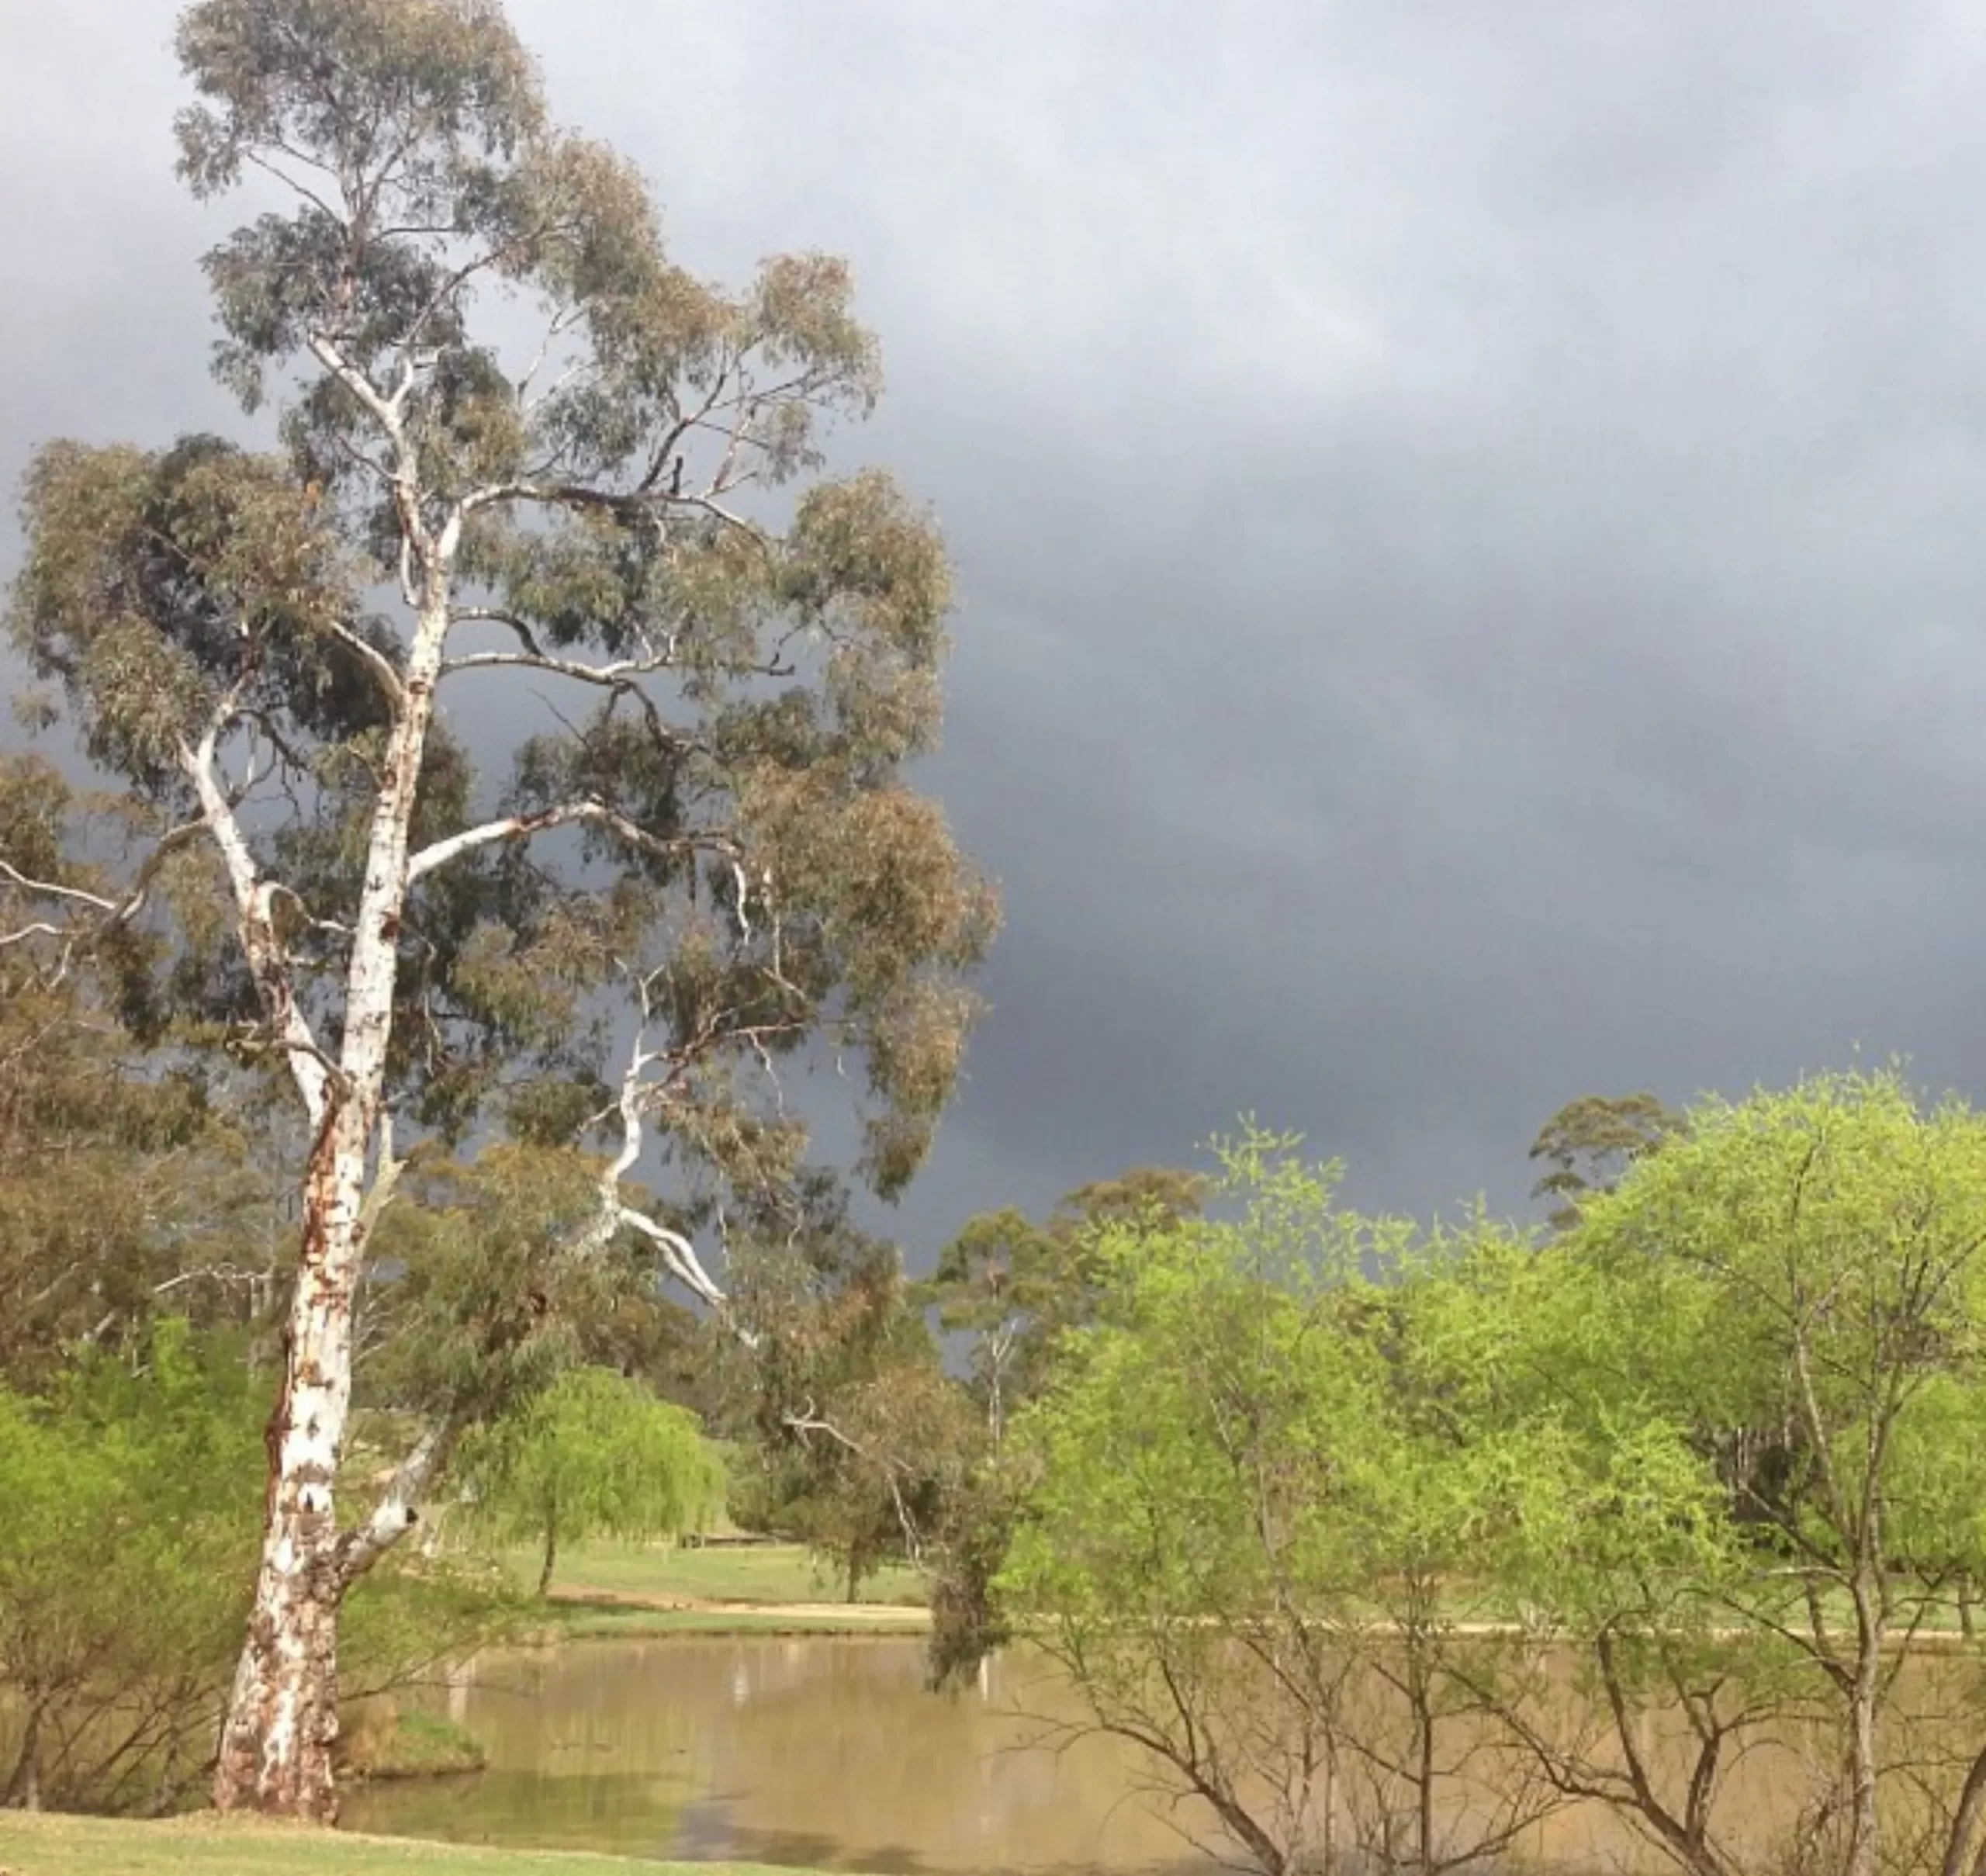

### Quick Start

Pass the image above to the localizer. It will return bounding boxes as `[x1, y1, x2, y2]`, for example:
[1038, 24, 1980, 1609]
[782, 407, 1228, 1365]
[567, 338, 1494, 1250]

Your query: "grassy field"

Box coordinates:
[518, 1539, 926, 1611]
[538, 1601, 927, 1639]
[0, 1812, 822, 1876]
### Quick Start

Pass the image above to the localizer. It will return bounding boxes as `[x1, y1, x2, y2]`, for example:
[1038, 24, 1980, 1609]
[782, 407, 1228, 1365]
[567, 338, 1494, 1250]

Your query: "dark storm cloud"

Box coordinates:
[9, 1, 1986, 1258]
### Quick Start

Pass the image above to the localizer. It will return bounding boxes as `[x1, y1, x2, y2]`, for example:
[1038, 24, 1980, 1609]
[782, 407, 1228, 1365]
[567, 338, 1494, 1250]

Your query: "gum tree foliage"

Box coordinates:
[0, 758, 303, 1386]
[918, 1165, 1208, 1445]
[1526, 1091, 1687, 1232]
[3, 0, 995, 1819]
[714, 1175, 981, 1603]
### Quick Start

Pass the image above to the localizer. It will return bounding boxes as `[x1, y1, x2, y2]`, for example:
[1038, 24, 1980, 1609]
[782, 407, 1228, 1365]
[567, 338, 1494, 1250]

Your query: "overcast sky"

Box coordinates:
[9, 2, 1986, 1259]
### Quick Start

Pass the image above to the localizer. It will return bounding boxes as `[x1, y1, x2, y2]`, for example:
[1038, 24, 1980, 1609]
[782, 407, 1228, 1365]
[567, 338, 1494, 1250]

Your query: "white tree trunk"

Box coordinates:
[211, 580, 448, 1819]
[209, 1106, 369, 1817]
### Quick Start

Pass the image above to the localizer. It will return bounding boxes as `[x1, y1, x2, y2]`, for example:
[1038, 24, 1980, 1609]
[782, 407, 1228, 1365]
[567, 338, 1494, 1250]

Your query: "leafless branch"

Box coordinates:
[179, 697, 332, 1126]
[0, 860, 119, 914]
[440, 618, 683, 689]
[782, 1397, 926, 1564]
[406, 798, 733, 884]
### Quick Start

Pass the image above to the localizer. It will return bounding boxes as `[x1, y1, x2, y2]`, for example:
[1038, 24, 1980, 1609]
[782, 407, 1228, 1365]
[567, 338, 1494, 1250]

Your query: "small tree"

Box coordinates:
[1421, 1237, 1795, 1876]
[0, 1324, 261, 1815]
[458, 1366, 723, 1597]
[1485, 1070, 1986, 1876]
[1002, 1131, 1558, 1876]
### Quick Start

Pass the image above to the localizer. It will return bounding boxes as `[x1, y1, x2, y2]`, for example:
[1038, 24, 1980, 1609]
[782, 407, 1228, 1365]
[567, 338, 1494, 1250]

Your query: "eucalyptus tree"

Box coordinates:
[1526, 1091, 1687, 1232]
[3, 0, 995, 1819]
[921, 1165, 1208, 1445]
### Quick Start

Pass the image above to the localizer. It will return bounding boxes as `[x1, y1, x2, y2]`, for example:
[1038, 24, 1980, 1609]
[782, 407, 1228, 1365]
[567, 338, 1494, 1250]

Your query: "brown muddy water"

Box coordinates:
[337, 1635, 1898, 1874]
[343, 1638, 1206, 1874]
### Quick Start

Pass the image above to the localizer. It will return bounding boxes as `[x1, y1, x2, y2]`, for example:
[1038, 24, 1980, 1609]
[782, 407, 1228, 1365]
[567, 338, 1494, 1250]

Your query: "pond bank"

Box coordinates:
[528, 1589, 928, 1642]
[514, 1541, 929, 1640]
[0, 1809, 820, 1876]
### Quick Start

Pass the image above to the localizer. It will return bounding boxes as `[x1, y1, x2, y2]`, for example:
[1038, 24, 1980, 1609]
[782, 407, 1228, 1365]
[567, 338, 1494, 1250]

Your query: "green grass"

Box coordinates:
[0, 1811, 829, 1876]
[515, 1539, 926, 1610]
[343, 1712, 488, 1782]
[533, 1600, 927, 1640]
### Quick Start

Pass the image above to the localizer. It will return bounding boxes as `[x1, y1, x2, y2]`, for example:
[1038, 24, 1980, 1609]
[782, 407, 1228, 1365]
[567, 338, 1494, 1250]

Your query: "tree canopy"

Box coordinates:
[999, 1076, 1986, 1876]
[3, 0, 995, 1819]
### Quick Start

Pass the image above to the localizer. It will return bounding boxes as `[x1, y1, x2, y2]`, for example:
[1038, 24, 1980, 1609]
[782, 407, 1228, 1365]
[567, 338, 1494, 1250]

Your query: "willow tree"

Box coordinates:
[3, 0, 995, 1820]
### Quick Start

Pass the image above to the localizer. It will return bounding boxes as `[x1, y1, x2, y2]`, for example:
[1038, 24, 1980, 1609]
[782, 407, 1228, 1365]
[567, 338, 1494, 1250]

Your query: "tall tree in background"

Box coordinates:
[715, 1172, 967, 1600]
[4, 0, 994, 1819]
[1526, 1092, 1686, 1232]
[921, 1165, 1206, 1443]
[915, 1165, 1207, 1687]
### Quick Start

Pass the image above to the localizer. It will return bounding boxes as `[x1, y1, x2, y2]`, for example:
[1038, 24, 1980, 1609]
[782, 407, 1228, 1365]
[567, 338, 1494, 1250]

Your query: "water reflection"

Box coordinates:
[343, 1637, 1211, 1874]
[350, 1634, 1878, 1873]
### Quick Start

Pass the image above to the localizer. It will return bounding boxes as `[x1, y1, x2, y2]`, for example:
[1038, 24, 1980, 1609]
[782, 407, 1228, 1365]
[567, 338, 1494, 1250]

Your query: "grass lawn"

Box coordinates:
[538, 1601, 927, 1640]
[0, 1812, 825, 1876]
[515, 1539, 926, 1610]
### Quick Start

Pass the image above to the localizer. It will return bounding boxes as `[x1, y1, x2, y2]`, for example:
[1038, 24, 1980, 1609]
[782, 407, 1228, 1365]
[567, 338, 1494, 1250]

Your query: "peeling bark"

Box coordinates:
[211, 576, 448, 1819]
[209, 1107, 368, 1818]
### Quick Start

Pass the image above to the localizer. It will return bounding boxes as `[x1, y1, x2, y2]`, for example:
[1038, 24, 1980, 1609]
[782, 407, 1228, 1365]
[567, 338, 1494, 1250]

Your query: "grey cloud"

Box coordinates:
[11, 0, 1986, 1263]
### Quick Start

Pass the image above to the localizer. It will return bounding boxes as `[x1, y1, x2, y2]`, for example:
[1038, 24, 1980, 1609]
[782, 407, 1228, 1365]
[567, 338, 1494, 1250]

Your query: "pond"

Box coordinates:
[341, 1636, 1209, 1874]
[341, 1634, 1839, 1874]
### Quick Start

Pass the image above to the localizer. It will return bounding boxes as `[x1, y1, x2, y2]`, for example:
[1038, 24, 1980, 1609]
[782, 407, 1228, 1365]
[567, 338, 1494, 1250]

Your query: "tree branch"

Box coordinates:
[0, 816, 206, 988]
[313, 618, 406, 708]
[406, 799, 732, 885]
[0, 860, 118, 915]
[615, 1203, 732, 1314]
[454, 474, 766, 547]
[440, 626, 681, 689]
[180, 708, 332, 1126]
[331, 1412, 463, 1591]
[306, 331, 427, 559]
[781, 1398, 926, 1565]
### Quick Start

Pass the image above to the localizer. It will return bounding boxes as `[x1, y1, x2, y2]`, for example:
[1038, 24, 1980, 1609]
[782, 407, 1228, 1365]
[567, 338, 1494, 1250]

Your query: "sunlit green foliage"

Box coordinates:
[455, 1367, 724, 1597]
[1001, 1079, 1986, 1876]
[1002, 1130, 1559, 1876]
[0, 1323, 261, 1814]
[0, 1321, 518, 1818]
